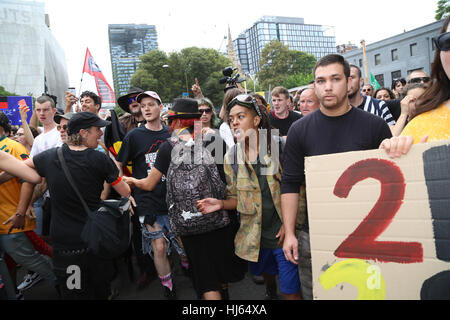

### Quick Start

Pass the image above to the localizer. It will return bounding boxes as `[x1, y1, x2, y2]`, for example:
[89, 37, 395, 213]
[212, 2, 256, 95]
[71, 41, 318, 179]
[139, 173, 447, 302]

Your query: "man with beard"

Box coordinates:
[280, 54, 392, 300]
[117, 87, 146, 133]
[348, 65, 396, 127]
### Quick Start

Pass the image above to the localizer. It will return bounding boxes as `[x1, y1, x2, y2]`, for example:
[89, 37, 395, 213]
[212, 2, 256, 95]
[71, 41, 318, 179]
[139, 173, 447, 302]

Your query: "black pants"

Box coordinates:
[53, 249, 114, 300]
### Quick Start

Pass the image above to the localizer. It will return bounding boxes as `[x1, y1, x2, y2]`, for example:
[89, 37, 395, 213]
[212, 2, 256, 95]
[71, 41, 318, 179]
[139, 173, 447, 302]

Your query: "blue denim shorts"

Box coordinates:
[140, 215, 185, 259]
[249, 247, 301, 295]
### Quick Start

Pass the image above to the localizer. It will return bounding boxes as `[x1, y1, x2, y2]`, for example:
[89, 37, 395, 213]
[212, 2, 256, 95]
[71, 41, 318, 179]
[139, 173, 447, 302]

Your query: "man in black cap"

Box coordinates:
[16, 112, 131, 300]
[117, 87, 146, 133]
[54, 112, 75, 144]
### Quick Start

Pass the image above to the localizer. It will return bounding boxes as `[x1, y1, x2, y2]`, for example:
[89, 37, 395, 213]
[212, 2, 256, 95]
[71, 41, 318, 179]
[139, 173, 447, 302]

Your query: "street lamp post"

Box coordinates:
[246, 73, 256, 93]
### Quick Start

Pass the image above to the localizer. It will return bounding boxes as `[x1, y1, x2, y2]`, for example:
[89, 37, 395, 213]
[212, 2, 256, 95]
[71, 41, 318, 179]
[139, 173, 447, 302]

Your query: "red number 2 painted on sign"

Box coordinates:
[333, 159, 423, 264]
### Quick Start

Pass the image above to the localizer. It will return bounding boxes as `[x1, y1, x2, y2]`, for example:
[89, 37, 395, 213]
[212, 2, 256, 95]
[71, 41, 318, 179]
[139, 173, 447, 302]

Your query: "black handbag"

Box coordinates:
[57, 147, 131, 259]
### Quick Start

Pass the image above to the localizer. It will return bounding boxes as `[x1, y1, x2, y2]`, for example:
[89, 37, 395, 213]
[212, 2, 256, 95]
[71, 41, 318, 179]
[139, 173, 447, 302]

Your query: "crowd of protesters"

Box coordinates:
[0, 15, 449, 301]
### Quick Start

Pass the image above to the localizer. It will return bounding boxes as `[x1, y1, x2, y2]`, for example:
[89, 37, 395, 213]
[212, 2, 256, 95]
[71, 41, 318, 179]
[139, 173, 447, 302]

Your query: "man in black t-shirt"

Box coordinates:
[269, 86, 302, 137]
[280, 54, 392, 300]
[116, 91, 182, 300]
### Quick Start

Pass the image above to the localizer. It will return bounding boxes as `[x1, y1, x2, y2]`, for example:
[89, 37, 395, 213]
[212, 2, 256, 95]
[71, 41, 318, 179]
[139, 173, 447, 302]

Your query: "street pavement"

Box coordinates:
[20, 253, 276, 300]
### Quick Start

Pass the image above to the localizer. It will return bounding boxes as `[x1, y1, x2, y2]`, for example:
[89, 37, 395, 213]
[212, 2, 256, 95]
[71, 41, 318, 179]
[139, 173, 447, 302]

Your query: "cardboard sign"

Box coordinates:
[0, 96, 33, 125]
[305, 140, 450, 300]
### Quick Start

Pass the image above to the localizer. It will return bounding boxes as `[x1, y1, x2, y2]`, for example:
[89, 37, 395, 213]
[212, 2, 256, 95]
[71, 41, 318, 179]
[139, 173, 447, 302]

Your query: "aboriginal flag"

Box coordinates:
[104, 110, 132, 176]
[82, 48, 116, 103]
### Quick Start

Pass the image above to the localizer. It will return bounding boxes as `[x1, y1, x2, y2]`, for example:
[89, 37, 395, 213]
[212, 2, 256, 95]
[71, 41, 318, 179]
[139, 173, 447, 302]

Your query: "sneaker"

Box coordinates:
[16, 291, 24, 300]
[108, 287, 119, 300]
[164, 285, 177, 300]
[17, 272, 42, 291]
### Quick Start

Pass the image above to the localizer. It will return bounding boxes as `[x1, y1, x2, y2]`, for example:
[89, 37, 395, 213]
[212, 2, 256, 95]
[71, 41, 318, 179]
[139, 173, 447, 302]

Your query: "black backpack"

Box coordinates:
[166, 137, 230, 236]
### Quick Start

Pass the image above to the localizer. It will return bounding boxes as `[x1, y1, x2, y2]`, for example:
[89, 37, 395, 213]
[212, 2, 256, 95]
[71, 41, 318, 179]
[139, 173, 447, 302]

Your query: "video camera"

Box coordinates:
[219, 66, 245, 91]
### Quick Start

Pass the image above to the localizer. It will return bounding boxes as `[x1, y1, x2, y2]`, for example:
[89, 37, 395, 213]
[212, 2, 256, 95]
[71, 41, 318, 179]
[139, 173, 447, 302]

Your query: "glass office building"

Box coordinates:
[108, 24, 158, 97]
[234, 16, 336, 76]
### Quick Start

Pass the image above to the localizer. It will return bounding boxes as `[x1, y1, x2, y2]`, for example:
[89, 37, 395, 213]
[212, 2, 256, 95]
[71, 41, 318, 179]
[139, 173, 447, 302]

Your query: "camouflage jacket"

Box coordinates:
[224, 143, 306, 262]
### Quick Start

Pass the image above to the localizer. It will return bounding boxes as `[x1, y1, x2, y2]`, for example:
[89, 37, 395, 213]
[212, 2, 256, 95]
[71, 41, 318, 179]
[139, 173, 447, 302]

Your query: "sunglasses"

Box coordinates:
[227, 94, 263, 118]
[408, 77, 431, 84]
[127, 96, 138, 105]
[434, 32, 450, 51]
[57, 124, 68, 131]
[199, 108, 212, 114]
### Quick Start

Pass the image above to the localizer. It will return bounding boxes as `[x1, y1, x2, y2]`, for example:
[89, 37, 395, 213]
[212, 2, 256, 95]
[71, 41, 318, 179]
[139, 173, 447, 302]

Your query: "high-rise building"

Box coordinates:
[0, 0, 69, 109]
[342, 20, 443, 88]
[233, 16, 336, 76]
[108, 24, 158, 97]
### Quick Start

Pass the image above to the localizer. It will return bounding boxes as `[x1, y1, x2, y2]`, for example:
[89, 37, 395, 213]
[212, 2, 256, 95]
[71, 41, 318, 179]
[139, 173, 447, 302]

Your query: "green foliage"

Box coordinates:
[130, 47, 233, 108]
[281, 72, 314, 90]
[0, 85, 17, 97]
[436, 0, 450, 20]
[257, 40, 316, 91]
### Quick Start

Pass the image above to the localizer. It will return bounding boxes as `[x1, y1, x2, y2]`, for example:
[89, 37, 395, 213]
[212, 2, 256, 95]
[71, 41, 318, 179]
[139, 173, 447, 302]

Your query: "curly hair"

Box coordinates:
[0, 112, 11, 135]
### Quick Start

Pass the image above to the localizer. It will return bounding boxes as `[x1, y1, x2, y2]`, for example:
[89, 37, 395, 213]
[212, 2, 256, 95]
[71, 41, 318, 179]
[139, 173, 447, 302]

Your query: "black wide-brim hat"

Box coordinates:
[117, 87, 144, 113]
[167, 98, 201, 119]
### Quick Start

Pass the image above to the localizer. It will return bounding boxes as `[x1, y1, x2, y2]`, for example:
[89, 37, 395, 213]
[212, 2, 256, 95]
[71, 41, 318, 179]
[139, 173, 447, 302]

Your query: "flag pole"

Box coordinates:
[361, 40, 369, 85]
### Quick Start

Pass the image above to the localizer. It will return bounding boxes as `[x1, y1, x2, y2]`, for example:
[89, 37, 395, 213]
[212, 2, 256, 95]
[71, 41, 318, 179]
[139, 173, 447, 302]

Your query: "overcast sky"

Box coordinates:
[38, 0, 439, 93]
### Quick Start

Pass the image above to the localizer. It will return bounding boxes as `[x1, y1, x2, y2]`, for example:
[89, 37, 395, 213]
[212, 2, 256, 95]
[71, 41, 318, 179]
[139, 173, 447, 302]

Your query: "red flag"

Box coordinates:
[82, 48, 116, 103]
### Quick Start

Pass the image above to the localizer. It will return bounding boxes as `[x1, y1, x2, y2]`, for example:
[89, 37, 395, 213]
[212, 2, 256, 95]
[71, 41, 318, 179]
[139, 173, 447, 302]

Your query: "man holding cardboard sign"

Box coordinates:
[280, 54, 392, 300]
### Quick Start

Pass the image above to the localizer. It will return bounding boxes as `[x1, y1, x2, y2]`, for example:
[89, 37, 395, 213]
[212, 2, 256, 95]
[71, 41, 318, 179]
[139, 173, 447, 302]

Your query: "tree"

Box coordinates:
[0, 85, 17, 96]
[130, 47, 232, 108]
[281, 72, 314, 90]
[256, 40, 316, 91]
[436, 0, 450, 20]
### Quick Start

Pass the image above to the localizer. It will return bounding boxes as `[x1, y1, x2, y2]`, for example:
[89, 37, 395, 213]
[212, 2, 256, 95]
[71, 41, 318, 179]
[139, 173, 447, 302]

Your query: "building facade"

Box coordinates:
[0, 0, 69, 109]
[343, 20, 444, 88]
[108, 24, 158, 97]
[233, 16, 336, 76]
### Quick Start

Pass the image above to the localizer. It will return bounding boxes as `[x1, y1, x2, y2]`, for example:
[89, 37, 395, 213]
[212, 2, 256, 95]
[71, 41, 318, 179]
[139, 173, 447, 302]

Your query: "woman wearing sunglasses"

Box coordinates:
[197, 94, 303, 300]
[400, 16, 450, 143]
[197, 97, 220, 135]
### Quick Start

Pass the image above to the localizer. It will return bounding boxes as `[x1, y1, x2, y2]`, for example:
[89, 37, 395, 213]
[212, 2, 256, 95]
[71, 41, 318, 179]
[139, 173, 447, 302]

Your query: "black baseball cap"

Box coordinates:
[54, 112, 75, 124]
[67, 112, 110, 135]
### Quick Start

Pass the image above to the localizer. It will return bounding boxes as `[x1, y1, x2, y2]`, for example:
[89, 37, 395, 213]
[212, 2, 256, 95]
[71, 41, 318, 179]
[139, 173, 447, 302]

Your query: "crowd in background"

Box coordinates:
[0, 15, 449, 301]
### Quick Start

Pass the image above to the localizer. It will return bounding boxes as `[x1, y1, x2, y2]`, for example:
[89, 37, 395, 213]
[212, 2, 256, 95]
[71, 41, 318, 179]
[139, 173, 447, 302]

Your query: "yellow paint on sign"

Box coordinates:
[319, 259, 386, 300]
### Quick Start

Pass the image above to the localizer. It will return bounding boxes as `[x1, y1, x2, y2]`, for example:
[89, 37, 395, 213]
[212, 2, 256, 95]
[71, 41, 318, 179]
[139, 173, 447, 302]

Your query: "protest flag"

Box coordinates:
[103, 109, 132, 176]
[370, 73, 381, 91]
[82, 48, 116, 103]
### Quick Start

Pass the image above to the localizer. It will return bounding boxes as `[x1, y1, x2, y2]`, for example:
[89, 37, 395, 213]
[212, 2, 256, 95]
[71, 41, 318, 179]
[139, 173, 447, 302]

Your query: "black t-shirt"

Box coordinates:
[281, 107, 392, 195]
[116, 126, 170, 217]
[268, 110, 302, 136]
[384, 99, 401, 121]
[34, 144, 119, 251]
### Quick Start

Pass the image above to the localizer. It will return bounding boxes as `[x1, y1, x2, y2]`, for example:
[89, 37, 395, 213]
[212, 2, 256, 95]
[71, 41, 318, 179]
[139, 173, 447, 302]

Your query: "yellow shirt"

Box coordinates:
[401, 104, 450, 144]
[0, 136, 36, 234]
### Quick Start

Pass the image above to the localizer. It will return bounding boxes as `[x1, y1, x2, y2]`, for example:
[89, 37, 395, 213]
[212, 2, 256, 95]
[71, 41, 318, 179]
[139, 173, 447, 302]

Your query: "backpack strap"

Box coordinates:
[57, 147, 93, 218]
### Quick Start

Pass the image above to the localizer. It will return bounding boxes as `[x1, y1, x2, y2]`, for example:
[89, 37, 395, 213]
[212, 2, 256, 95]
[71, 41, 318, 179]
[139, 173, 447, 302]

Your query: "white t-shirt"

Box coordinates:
[30, 127, 62, 157]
